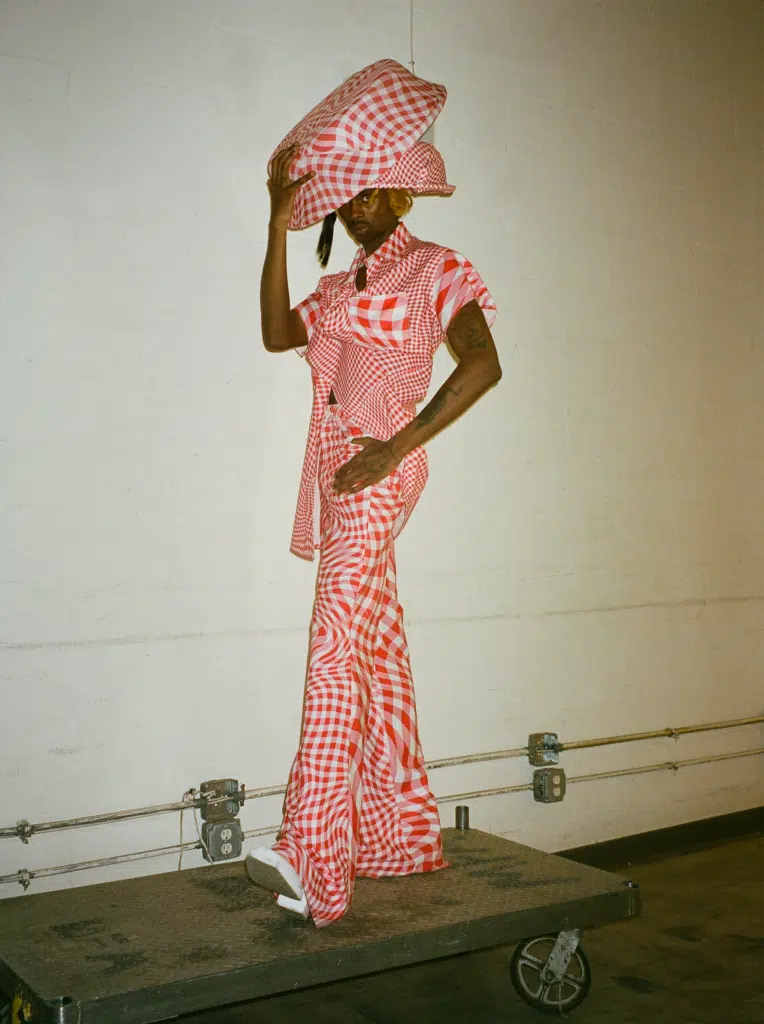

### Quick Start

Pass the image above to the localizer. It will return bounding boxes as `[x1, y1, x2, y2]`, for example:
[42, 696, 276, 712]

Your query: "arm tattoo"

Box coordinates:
[454, 314, 489, 350]
[415, 384, 463, 427]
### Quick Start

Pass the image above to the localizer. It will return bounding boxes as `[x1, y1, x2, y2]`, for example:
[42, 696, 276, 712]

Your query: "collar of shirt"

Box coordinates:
[349, 221, 412, 279]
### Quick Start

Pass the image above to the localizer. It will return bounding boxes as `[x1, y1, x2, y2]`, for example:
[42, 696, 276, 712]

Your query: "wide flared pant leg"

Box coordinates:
[273, 408, 446, 927]
[355, 541, 444, 876]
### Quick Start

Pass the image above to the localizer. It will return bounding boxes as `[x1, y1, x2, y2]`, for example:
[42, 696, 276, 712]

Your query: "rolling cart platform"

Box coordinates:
[0, 827, 640, 1022]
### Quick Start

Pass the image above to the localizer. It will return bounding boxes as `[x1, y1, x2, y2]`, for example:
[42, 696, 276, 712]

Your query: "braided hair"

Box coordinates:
[316, 212, 336, 269]
[315, 189, 414, 267]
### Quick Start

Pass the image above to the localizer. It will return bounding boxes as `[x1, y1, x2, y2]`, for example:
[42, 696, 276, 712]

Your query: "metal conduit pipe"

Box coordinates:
[423, 745, 528, 772]
[0, 824, 281, 889]
[2, 716, 761, 842]
[3, 840, 203, 887]
[435, 747, 763, 804]
[426, 715, 764, 771]
[565, 748, 764, 784]
[558, 716, 764, 753]
[0, 825, 287, 889]
[243, 784, 287, 802]
[1, 747, 760, 889]
[0, 800, 192, 841]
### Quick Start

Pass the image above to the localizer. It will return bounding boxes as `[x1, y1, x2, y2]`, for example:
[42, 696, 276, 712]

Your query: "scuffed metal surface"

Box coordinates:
[0, 829, 633, 1008]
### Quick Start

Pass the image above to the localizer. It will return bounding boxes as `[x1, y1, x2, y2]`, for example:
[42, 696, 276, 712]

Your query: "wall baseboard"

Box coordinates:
[560, 806, 764, 871]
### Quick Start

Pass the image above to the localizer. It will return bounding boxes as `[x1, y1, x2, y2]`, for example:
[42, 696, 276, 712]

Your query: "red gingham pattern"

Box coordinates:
[433, 251, 486, 328]
[273, 405, 446, 927]
[347, 292, 410, 347]
[269, 60, 448, 228]
[373, 141, 454, 195]
[289, 222, 497, 561]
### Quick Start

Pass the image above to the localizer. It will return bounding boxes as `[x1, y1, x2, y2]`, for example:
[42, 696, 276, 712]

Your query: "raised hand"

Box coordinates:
[267, 143, 315, 226]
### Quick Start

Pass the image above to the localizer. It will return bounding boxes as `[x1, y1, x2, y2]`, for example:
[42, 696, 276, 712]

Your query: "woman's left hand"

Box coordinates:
[332, 438, 401, 494]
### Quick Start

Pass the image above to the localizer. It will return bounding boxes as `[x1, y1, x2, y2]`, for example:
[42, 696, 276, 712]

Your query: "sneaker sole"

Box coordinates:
[277, 892, 310, 918]
[245, 850, 302, 900]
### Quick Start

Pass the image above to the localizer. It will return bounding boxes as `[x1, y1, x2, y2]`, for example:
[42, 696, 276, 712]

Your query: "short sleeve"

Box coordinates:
[432, 251, 497, 333]
[291, 272, 345, 356]
[293, 290, 322, 342]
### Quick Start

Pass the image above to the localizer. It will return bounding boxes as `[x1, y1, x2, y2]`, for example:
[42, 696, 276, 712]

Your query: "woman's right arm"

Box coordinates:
[260, 144, 315, 353]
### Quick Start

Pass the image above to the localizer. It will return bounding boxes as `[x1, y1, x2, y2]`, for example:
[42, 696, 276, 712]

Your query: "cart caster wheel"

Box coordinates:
[510, 935, 591, 1014]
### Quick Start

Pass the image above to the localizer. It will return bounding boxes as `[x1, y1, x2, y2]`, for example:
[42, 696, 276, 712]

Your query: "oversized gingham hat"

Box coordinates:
[374, 141, 454, 196]
[269, 59, 454, 229]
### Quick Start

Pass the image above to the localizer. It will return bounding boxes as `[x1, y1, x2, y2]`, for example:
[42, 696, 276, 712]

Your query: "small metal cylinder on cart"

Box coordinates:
[455, 805, 470, 831]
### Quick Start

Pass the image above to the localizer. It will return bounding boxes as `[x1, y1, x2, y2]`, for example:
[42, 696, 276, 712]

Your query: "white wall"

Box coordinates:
[1, 0, 761, 897]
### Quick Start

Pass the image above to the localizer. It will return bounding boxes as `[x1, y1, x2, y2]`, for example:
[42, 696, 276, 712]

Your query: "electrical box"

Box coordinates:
[198, 779, 245, 862]
[533, 767, 566, 803]
[202, 819, 244, 863]
[199, 779, 245, 822]
[528, 733, 560, 766]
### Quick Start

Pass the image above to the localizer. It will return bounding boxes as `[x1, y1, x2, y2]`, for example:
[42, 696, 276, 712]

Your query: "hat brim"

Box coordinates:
[371, 142, 455, 198]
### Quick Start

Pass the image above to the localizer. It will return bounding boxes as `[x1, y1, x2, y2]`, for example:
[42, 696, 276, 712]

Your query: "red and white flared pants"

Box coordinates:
[274, 405, 446, 927]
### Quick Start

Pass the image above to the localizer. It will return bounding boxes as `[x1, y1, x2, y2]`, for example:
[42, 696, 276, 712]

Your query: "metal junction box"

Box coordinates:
[533, 767, 567, 803]
[528, 733, 560, 766]
[199, 779, 245, 822]
[198, 779, 245, 862]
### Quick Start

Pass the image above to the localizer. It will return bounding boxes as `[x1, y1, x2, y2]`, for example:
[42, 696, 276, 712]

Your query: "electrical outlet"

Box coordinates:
[201, 819, 243, 863]
[197, 778, 245, 862]
[533, 767, 566, 803]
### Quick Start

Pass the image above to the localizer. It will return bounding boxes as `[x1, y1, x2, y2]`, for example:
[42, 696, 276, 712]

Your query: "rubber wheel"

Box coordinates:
[510, 935, 591, 1014]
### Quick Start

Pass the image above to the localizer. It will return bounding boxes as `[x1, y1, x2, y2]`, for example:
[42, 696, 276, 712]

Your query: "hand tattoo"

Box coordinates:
[356, 442, 395, 472]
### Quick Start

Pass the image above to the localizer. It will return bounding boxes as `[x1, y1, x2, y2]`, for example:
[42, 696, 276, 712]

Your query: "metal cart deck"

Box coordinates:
[0, 828, 640, 1022]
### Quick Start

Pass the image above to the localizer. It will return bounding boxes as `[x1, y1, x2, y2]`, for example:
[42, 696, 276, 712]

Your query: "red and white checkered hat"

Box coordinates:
[269, 59, 453, 229]
[373, 141, 454, 196]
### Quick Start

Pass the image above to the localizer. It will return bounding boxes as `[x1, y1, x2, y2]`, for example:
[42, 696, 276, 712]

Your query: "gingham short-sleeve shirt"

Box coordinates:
[290, 222, 496, 560]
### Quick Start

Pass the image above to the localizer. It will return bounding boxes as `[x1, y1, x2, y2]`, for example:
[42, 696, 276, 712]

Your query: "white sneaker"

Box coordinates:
[245, 847, 304, 902]
[276, 892, 310, 918]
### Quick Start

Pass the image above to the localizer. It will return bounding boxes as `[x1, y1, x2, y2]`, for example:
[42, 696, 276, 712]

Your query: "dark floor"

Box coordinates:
[184, 836, 763, 1024]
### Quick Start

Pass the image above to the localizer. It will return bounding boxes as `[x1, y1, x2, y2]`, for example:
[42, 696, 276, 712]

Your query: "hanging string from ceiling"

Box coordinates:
[409, 0, 416, 74]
